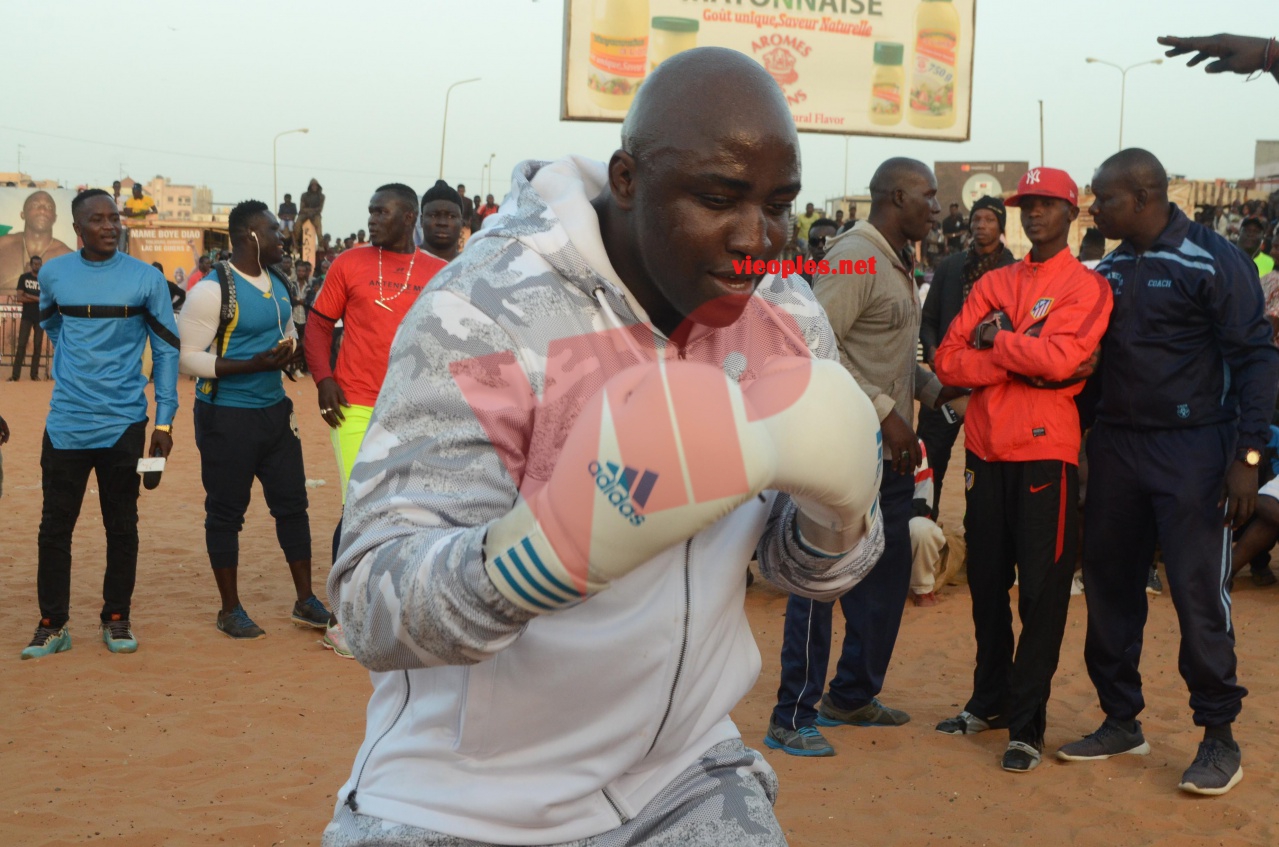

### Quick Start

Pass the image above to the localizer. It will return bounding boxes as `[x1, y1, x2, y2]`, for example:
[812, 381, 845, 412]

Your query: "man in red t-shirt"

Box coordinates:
[303, 183, 446, 657]
[477, 193, 500, 222]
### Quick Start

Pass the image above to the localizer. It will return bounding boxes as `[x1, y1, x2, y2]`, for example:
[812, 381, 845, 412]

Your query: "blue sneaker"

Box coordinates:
[291, 595, 330, 629]
[764, 720, 835, 757]
[100, 616, 138, 654]
[22, 621, 71, 660]
[217, 605, 266, 640]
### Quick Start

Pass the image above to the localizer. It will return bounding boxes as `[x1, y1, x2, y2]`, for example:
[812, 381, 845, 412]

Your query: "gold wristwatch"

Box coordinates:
[154, 424, 172, 434]
[1237, 447, 1261, 467]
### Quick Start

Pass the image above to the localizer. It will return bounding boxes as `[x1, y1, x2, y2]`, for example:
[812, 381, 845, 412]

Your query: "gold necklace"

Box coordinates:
[375, 247, 416, 311]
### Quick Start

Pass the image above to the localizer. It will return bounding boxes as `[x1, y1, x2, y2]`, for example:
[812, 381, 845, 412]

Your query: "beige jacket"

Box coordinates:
[813, 219, 941, 425]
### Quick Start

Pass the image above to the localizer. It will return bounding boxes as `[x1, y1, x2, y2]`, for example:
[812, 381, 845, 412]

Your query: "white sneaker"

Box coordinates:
[1071, 573, 1085, 596]
[322, 622, 355, 659]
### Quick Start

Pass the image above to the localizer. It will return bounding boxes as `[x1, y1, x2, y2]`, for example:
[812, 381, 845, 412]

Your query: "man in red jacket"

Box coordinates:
[933, 168, 1113, 773]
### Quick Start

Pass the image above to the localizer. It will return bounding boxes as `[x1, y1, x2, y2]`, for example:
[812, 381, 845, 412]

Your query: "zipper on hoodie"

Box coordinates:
[344, 670, 412, 813]
[602, 787, 631, 824]
[647, 540, 692, 756]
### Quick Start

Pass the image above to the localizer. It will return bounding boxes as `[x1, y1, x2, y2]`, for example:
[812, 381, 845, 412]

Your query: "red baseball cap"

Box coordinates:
[1005, 167, 1079, 207]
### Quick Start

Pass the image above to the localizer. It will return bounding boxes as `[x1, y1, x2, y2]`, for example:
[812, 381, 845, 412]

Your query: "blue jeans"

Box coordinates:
[771, 463, 914, 729]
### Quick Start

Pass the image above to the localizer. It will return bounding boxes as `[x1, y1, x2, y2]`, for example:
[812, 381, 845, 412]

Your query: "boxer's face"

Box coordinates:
[621, 124, 801, 331]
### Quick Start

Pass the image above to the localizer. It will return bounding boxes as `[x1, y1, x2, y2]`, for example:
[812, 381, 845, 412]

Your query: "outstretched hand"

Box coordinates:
[1158, 33, 1272, 76]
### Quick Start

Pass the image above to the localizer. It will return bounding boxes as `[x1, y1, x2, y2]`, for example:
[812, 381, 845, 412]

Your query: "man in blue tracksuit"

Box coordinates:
[21, 189, 180, 660]
[1056, 149, 1279, 796]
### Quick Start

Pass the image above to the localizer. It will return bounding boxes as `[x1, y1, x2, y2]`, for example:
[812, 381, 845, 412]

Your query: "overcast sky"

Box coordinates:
[4, 0, 1277, 235]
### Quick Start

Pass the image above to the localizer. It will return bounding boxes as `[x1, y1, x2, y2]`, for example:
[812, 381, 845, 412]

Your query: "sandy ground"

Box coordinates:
[2, 377, 1277, 847]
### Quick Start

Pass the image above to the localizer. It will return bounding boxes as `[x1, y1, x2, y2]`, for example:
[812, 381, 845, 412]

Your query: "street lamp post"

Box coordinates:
[439, 77, 481, 180]
[273, 128, 309, 210]
[480, 162, 489, 199]
[485, 153, 496, 198]
[843, 137, 850, 200]
[1084, 58, 1162, 150]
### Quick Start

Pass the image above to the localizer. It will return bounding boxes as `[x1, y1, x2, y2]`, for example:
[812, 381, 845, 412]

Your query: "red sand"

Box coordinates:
[2, 378, 1276, 846]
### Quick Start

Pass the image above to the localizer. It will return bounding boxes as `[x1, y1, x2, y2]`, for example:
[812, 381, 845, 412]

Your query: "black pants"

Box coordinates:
[1082, 423, 1244, 727]
[917, 404, 961, 515]
[12, 318, 44, 379]
[37, 422, 147, 627]
[193, 398, 311, 570]
[964, 453, 1078, 746]
[771, 464, 914, 727]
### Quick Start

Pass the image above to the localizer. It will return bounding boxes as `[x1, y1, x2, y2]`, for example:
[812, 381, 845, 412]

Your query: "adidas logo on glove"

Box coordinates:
[588, 460, 658, 526]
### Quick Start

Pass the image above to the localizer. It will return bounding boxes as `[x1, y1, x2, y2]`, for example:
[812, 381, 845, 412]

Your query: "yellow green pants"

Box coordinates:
[331, 405, 374, 503]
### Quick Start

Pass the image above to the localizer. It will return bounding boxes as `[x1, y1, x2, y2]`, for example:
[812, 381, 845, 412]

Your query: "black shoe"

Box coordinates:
[1178, 738, 1243, 795]
[291, 595, 331, 629]
[217, 605, 266, 640]
[1056, 718, 1151, 761]
[936, 710, 1005, 735]
[1251, 564, 1276, 587]
[1002, 741, 1042, 773]
[816, 696, 910, 727]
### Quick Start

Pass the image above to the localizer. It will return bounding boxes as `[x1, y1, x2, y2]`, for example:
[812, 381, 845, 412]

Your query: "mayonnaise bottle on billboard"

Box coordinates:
[587, 0, 650, 112]
[649, 17, 698, 72]
[907, 0, 960, 129]
[869, 42, 904, 126]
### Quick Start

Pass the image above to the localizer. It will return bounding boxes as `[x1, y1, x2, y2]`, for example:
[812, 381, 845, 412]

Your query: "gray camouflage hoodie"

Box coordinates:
[325, 155, 885, 843]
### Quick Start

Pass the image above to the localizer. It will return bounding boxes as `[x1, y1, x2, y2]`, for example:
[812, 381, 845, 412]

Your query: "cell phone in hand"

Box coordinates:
[941, 403, 959, 425]
[137, 457, 166, 490]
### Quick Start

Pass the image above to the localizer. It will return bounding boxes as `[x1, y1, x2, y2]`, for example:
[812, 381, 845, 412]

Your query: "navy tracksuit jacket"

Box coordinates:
[1083, 205, 1279, 727]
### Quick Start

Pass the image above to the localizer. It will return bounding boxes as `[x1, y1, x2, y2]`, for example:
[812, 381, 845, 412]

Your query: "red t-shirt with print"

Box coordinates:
[309, 246, 447, 406]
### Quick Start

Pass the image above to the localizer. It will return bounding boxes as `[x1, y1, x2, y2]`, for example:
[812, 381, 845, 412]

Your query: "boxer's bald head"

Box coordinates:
[597, 47, 801, 338]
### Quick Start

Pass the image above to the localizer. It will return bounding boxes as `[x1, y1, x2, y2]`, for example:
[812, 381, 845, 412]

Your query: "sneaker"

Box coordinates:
[21, 622, 71, 660]
[1178, 738, 1243, 795]
[1071, 573, 1085, 596]
[100, 616, 138, 654]
[816, 696, 910, 727]
[911, 591, 939, 607]
[291, 595, 330, 629]
[1146, 567, 1163, 596]
[1251, 564, 1277, 587]
[1056, 718, 1151, 761]
[217, 605, 266, 640]
[936, 710, 1004, 735]
[763, 720, 835, 757]
[322, 622, 355, 659]
[1002, 741, 1043, 773]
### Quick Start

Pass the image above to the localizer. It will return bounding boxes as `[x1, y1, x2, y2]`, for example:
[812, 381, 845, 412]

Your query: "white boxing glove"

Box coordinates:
[746, 356, 883, 556]
[483, 357, 881, 613]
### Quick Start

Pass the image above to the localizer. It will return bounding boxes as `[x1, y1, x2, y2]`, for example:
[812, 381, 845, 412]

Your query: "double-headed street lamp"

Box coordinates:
[439, 77, 481, 180]
[1084, 58, 1162, 150]
[273, 128, 309, 210]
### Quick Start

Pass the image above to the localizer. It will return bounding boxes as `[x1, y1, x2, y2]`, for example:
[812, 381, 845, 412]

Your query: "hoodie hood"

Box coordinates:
[470, 157, 653, 326]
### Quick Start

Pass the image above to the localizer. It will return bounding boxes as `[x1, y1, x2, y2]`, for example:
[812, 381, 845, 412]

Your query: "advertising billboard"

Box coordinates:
[562, 0, 976, 140]
[0, 187, 78, 291]
[934, 160, 1028, 212]
[128, 227, 207, 288]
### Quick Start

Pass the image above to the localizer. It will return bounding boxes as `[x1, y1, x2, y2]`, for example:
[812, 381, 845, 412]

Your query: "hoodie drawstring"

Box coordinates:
[592, 284, 650, 361]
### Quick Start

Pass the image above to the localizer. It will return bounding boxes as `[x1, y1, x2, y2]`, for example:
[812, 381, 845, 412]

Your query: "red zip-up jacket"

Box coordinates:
[934, 248, 1113, 465]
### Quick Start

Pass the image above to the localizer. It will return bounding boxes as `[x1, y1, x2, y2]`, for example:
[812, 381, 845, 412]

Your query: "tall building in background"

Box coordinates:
[142, 175, 213, 221]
